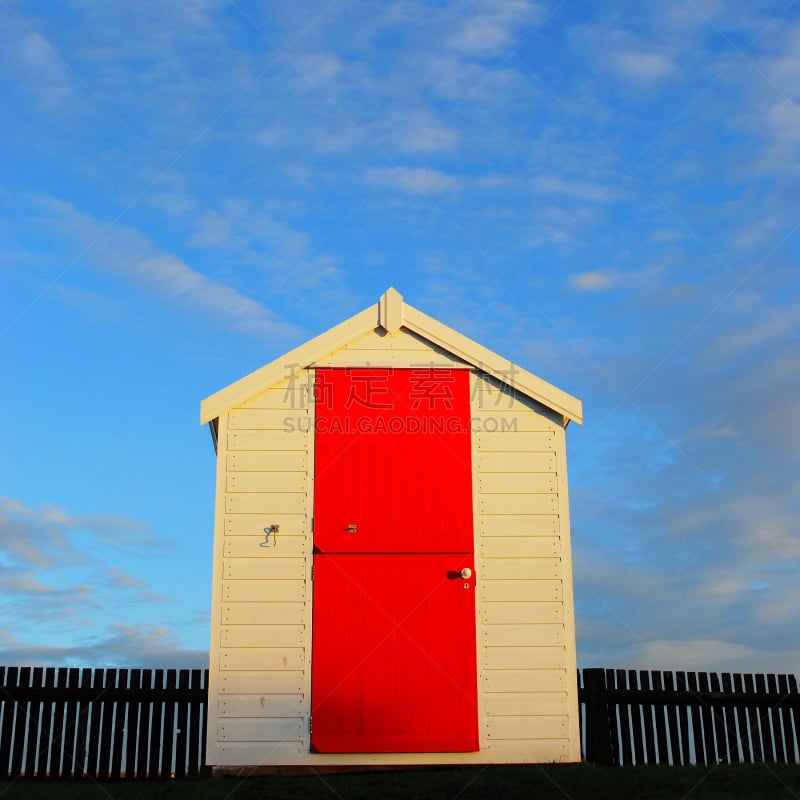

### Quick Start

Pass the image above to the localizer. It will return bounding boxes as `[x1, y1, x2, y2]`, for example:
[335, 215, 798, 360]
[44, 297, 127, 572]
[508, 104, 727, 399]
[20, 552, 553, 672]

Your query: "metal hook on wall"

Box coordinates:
[260, 524, 279, 548]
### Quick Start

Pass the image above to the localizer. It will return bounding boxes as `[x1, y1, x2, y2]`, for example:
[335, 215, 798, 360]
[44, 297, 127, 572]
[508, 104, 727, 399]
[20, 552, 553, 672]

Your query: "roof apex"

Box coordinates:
[200, 288, 582, 426]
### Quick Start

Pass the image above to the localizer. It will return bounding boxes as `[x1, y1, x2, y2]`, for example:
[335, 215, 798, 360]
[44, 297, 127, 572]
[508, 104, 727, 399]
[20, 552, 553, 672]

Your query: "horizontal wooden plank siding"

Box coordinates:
[311, 328, 471, 368]
[219, 694, 305, 718]
[208, 379, 312, 766]
[472, 371, 579, 762]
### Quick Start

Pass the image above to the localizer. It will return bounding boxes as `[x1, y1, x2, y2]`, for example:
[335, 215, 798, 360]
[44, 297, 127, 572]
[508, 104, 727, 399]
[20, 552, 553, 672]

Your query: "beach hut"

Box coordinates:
[200, 287, 583, 769]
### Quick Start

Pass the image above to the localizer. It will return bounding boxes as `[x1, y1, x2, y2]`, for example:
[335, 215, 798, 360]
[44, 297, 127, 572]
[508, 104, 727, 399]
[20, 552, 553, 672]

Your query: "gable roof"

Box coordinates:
[200, 287, 583, 426]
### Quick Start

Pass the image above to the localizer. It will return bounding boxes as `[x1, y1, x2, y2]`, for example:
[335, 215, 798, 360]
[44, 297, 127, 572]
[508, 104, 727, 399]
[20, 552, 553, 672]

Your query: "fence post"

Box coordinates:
[584, 668, 614, 766]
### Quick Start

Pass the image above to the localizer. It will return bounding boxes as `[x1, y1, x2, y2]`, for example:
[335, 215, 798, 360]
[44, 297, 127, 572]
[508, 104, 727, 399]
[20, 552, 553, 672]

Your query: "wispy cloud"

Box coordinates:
[36, 195, 302, 338]
[569, 270, 618, 291]
[0, 625, 207, 669]
[367, 166, 460, 195]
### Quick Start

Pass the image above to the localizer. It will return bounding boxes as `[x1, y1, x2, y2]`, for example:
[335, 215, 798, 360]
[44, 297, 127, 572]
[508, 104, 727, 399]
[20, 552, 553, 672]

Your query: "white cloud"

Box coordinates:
[37, 196, 301, 339]
[447, 0, 543, 57]
[610, 49, 677, 83]
[570, 270, 617, 291]
[767, 98, 800, 140]
[0, 625, 207, 669]
[613, 639, 800, 673]
[367, 166, 460, 194]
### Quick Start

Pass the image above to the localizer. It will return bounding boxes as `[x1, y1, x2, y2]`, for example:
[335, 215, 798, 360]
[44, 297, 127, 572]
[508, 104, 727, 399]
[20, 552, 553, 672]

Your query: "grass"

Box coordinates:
[1, 764, 800, 800]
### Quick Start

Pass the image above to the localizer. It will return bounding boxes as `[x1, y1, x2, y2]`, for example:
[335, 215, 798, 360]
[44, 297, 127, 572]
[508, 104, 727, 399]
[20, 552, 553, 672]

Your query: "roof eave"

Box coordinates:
[200, 288, 583, 426]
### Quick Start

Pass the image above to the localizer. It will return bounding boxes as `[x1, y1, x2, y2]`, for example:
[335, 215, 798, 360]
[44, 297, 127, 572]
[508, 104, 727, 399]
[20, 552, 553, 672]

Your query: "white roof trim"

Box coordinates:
[200, 288, 583, 425]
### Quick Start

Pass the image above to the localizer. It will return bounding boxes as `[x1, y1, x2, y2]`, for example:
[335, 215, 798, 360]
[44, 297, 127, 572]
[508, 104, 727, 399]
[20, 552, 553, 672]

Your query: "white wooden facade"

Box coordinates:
[201, 288, 583, 767]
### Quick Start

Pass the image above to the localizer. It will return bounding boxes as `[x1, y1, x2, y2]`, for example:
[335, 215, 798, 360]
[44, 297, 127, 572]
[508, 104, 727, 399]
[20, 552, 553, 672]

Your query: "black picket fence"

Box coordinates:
[580, 668, 800, 766]
[3, 664, 800, 778]
[0, 666, 207, 779]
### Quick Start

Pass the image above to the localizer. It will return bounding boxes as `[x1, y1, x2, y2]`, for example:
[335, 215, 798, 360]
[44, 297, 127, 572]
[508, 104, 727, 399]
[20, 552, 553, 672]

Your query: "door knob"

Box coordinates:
[460, 567, 472, 580]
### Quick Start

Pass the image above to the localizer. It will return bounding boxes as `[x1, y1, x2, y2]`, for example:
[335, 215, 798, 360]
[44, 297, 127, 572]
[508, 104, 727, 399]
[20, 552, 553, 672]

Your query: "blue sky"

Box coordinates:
[1, 0, 798, 673]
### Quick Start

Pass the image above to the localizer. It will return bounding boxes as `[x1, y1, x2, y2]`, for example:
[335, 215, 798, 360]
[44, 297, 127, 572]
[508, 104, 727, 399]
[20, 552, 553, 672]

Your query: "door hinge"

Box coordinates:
[311, 564, 314, 581]
[309, 716, 312, 734]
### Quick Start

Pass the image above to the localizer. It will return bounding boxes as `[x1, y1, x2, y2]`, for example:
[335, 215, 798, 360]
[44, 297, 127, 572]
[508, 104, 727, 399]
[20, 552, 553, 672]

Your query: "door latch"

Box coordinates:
[346, 524, 357, 533]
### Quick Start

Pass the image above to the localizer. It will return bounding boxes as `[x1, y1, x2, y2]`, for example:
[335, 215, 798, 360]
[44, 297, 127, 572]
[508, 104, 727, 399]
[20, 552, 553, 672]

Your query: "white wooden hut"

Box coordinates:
[200, 288, 583, 769]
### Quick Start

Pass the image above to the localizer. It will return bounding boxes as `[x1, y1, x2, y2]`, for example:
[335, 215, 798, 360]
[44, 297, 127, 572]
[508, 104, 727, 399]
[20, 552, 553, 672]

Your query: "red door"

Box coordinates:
[311, 368, 478, 753]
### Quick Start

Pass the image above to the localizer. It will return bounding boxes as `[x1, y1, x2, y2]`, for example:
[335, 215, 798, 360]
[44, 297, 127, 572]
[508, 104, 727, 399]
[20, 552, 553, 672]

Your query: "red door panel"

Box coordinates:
[313, 368, 473, 554]
[310, 554, 478, 753]
[312, 368, 478, 753]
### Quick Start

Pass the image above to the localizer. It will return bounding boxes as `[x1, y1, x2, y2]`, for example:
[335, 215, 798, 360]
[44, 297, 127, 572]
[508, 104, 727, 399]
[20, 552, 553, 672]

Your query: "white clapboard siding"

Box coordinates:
[472, 369, 578, 758]
[221, 625, 306, 648]
[471, 410, 558, 433]
[314, 351, 469, 368]
[481, 602, 564, 625]
[221, 647, 304, 672]
[219, 694, 305, 718]
[224, 558, 306, 581]
[482, 624, 565, 648]
[225, 536, 307, 558]
[227, 473, 307, 493]
[219, 671, 305, 694]
[229, 408, 308, 430]
[219, 718, 304, 742]
[478, 452, 556, 473]
[483, 669, 568, 694]
[480, 494, 558, 515]
[228, 430, 307, 451]
[481, 580, 562, 603]
[312, 328, 470, 368]
[484, 647, 566, 670]
[486, 716, 568, 740]
[205, 334, 580, 765]
[228, 451, 308, 472]
[226, 493, 306, 515]
[225, 514, 307, 536]
[480, 558, 561, 580]
[479, 473, 557, 494]
[222, 602, 305, 626]
[481, 538, 560, 558]
[484, 693, 568, 716]
[479, 515, 559, 536]
[476, 432, 556, 452]
[222, 579, 306, 603]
